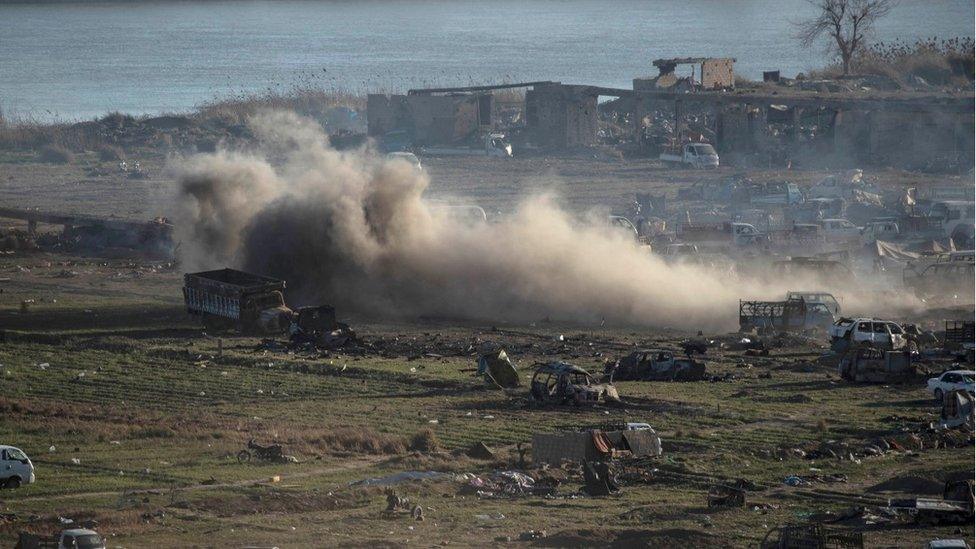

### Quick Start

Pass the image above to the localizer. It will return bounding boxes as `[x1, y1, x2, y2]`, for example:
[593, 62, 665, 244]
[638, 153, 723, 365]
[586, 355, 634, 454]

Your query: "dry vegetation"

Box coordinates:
[813, 37, 975, 86]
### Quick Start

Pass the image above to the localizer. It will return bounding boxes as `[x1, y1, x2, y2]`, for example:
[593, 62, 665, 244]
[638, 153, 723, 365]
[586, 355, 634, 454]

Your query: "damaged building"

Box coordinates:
[367, 54, 974, 169]
[367, 91, 492, 145]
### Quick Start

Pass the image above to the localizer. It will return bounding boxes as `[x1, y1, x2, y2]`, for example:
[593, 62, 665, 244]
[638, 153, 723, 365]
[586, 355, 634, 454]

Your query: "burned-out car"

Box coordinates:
[606, 349, 706, 381]
[530, 362, 619, 405]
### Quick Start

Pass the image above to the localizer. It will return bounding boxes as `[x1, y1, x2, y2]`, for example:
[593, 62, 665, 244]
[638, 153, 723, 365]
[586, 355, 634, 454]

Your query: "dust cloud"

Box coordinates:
[170, 111, 865, 331]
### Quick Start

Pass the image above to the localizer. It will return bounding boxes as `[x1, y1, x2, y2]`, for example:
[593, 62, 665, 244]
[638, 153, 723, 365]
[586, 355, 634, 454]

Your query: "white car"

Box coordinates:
[927, 370, 975, 402]
[1, 445, 35, 488]
[829, 318, 908, 350]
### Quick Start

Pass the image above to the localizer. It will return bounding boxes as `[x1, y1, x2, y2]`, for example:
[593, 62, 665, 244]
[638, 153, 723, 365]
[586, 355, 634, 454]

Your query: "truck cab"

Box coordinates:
[786, 291, 841, 316]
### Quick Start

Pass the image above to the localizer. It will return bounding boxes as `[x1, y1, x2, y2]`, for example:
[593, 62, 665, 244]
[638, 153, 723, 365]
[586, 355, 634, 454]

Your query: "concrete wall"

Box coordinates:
[525, 84, 598, 148]
[835, 109, 974, 168]
[701, 58, 735, 90]
[367, 93, 490, 145]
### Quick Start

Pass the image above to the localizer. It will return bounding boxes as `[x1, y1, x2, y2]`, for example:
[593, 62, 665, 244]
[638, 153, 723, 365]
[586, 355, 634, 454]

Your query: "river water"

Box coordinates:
[1, 0, 972, 121]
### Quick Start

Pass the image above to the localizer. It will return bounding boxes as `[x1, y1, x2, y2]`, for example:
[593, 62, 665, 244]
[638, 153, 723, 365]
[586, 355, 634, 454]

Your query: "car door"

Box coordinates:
[941, 372, 959, 392]
[853, 321, 872, 344]
[2, 449, 20, 480]
[871, 322, 890, 347]
[887, 322, 906, 349]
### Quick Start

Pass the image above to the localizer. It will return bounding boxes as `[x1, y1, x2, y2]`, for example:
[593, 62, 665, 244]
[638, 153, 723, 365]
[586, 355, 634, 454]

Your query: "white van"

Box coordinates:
[1, 445, 35, 488]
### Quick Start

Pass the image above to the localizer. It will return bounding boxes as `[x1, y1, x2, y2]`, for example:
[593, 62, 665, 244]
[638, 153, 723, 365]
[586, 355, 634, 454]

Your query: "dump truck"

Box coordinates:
[183, 268, 294, 333]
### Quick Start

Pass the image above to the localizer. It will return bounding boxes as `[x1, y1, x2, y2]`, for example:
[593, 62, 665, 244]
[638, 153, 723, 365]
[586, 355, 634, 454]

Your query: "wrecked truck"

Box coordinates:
[530, 362, 619, 406]
[888, 480, 975, 526]
[184, 269, 294, 333]
[837, 348, 915, 383]
[739, 297, 835, 333]
[606, 349, 706, 381]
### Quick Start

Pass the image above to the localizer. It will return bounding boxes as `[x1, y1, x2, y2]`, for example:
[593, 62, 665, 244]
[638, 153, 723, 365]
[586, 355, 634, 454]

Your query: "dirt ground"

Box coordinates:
[0, 147, 970, 221]
[0, 151, 973, 547]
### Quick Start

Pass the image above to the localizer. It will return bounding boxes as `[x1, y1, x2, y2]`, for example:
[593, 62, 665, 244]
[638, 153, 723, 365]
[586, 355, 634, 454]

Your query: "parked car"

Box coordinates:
[927, 370, 975, 402]
[606, 349, 706, 381]
[907, 261, 975, 303]
[819, 218, 861, 241]
[1, 445, 35, 489]
[659, 142, 719, 169]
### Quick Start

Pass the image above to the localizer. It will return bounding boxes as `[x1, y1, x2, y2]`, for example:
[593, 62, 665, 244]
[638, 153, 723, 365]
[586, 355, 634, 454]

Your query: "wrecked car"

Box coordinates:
[829, 318, 911, 352]
[837, 348, 914, 383]
[606, 349, 706, 381]
[937, 389, 974, 430]
[906, 260, 976, 304]
[760, 525, 863, 549]
[290, 305, 357, 350]
[530, 362, 619, 406]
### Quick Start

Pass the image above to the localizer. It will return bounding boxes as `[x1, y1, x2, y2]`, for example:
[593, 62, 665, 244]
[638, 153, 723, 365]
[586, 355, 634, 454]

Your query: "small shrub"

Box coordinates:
[306, 427, 405, 455]
[408, 429, 442, 453]
[129, 426, 176, 439]
[38, 144, 73, 164]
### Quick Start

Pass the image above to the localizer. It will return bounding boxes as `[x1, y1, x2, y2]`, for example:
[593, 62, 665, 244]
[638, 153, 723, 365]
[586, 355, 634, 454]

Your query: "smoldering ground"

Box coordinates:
[170, 111, 920, 330]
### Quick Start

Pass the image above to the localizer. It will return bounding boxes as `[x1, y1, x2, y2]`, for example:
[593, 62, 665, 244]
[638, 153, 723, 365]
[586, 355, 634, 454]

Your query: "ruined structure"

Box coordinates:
[647, 57, 736, 90]
[524, 82, 599, 148]
[370, 60, 974, 168]
[367, 92, 492, 145]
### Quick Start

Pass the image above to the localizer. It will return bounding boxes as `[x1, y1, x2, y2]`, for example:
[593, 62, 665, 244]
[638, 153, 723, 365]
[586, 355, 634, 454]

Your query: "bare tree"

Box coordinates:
[796, 0, 896, 76]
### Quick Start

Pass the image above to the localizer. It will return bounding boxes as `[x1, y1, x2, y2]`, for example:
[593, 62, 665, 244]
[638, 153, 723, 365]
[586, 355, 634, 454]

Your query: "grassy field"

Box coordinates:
[0, 257, 972, 547]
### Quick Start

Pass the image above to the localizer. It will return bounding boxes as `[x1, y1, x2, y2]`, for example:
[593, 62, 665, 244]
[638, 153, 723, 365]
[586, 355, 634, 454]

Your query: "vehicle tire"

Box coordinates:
[237, 450, 251, 463]
[934, 388, 944, 403]
[5, 477, 21, 489]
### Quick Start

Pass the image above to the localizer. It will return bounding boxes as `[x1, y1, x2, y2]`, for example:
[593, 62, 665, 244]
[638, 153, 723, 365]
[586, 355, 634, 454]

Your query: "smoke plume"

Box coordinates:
[170, 111, 904, 331]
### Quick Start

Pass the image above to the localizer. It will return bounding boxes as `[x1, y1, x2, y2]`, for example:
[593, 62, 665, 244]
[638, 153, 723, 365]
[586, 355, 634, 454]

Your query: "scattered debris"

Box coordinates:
[477, 348, 520, 388]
